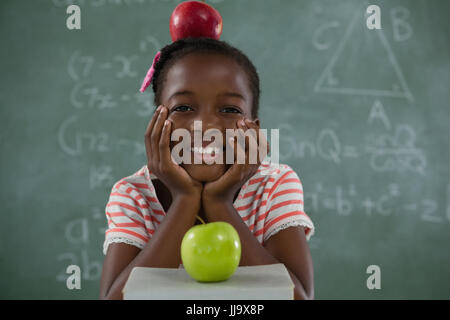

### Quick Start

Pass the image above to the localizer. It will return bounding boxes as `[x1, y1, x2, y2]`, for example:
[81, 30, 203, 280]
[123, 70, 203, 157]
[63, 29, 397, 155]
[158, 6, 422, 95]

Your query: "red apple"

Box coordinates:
[170, 0, 223, 42]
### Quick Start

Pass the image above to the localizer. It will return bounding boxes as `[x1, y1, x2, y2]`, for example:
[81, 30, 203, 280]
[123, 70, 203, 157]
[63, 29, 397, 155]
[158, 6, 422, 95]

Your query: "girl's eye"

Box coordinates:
[172, 105, 193, 112]
[221, 106, 242, 113]
[171, 105, 241, 113]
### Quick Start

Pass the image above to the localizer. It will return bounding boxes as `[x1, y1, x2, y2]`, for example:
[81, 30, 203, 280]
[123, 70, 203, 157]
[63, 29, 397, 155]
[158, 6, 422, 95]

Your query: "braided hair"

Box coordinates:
[150, 37, 260, 119]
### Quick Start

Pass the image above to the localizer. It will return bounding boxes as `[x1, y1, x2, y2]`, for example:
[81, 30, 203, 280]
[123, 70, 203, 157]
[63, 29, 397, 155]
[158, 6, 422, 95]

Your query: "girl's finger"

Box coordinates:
[232, 132, 247, 165]
[227, 136, 238, 165]
[150, 106, 168, 161]
[159, 119, 173, 166]
[246, 130, 259, 165]
[145, 105, 163, 139]
[245, 119, 268, 163]
[237, 119, 250, 153]
[244, 118, 258, 137]
[259, 133, 269, 162]
[244, 119, 262, 160]
[145, 105, 163, 157]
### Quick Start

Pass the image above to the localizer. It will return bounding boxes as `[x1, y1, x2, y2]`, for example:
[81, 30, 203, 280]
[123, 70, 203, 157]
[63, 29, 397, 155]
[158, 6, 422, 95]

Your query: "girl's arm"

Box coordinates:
[100, 105, 203, 299]
[263, 226, 314, 300]
[202, 118, 314, 299]
[100, 192, 201, 300]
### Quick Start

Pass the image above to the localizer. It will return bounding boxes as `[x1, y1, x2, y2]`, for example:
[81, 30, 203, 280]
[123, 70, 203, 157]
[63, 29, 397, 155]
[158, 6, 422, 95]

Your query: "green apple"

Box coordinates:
[181, 221, 241, 282]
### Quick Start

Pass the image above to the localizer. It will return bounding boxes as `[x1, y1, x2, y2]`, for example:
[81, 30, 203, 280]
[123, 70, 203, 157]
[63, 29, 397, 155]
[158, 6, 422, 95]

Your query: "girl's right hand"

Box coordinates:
[145, 105, 203, 199]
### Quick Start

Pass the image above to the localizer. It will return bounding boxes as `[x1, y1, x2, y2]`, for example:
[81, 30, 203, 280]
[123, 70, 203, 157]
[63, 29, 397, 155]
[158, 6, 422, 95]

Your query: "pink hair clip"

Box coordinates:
[139, 50, 161, 93]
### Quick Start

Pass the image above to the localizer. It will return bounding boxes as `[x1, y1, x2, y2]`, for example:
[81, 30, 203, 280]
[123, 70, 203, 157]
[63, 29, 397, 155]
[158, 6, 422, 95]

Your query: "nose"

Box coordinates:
[189, 111, 229, 149]
[189, 112, 226, 133]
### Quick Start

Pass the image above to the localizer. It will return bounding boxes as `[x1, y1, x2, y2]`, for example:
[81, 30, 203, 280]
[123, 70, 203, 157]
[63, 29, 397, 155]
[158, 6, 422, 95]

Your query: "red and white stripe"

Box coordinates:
[103, 163, 315, 255]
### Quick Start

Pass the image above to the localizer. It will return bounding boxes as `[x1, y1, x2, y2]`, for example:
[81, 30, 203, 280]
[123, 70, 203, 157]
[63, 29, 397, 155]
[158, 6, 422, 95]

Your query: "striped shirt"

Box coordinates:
[103, 161, 315, 255]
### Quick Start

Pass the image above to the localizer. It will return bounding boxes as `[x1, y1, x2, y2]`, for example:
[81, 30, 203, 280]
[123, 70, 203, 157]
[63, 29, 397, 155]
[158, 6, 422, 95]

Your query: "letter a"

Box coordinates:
[66, 265, 81, 290]
[66, 5, 81, 30]
[368, 100, 391, 130]
[366, 5, 382, 30]
[366, 265, 381, 290]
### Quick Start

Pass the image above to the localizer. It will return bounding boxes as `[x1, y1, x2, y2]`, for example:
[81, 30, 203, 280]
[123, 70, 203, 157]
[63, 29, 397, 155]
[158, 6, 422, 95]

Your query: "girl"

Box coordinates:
[100, 37, 315, 300]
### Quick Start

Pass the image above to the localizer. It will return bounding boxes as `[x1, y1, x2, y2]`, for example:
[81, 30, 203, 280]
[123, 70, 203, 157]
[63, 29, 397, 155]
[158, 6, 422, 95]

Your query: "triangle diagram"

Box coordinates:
[314, 6, 414, 102]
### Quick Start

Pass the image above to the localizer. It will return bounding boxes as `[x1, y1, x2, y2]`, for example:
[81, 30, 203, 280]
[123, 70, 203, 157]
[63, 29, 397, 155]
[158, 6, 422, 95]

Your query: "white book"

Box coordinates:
[122, 263, 294, 300]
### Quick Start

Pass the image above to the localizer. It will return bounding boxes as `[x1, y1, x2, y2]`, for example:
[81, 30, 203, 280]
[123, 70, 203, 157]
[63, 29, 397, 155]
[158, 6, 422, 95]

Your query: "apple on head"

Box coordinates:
[170, 0, 223, 41]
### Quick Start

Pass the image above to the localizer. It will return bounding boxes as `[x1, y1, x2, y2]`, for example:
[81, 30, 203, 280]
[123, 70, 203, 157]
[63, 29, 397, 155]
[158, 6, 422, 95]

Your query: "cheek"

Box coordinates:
[167, 114, 189, 130]
[166, 113, 177, 125]
[217, 118, 241, 134]
[224, 117, 241, 128]
[167, 118, 188, 138]
[168, 121, 190, 152]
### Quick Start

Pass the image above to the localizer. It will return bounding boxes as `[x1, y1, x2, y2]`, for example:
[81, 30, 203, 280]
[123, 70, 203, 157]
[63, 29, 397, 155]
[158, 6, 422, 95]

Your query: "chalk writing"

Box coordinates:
[279, 122, 426, 175]
[68, 51, 140, 80]
[391, 7, 413, 42]
[365, 125, 426, 175]
[314, 6, 414, 101]
[56, 249, 101, 282]
[90, 165, 114, 190]
[312, 21, 340, 50]
[70, 82, 118, 109]
[304, 182, 449, 223]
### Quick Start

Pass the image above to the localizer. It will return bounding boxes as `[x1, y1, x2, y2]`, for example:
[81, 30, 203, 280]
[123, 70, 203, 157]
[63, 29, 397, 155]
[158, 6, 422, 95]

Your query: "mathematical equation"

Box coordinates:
[55, 35, 165, 282]
[66, 38, 161, 115]
[279, 100, 427, 175]
[280, 124, 426, 175]
[57, 115, 145, 157]
[56, 207, 107, 282]
[304, 182, 450, 224]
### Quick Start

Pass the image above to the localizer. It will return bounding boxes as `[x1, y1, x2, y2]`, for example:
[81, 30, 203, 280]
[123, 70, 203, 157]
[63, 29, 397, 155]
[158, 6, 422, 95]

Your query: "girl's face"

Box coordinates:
[160, 52, 259, 182]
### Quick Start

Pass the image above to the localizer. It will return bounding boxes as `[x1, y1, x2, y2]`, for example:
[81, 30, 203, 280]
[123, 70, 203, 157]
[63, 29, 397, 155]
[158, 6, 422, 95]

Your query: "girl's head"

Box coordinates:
[149, 37, 261, 182]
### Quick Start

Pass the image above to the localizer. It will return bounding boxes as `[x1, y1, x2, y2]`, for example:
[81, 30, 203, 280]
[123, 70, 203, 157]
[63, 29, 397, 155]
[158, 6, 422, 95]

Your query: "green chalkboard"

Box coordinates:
[1, 0, 450, 299]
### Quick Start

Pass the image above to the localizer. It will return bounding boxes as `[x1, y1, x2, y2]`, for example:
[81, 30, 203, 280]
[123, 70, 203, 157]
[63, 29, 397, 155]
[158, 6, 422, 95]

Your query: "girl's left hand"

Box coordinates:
[202, 118, 269, 203]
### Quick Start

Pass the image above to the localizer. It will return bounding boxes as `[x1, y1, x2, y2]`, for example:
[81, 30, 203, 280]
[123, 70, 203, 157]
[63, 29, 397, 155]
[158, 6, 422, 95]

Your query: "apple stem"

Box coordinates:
[196, 215, 206, 225]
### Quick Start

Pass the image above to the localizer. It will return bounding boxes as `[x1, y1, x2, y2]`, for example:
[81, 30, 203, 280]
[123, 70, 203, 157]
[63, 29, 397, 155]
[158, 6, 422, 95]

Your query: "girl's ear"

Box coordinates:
[253, 118, 260, 127]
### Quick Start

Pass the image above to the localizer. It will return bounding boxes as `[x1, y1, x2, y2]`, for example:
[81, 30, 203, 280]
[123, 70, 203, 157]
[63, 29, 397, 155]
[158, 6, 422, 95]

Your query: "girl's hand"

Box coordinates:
[203, 118, 269, 203]
[145, 105, 203, 199]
